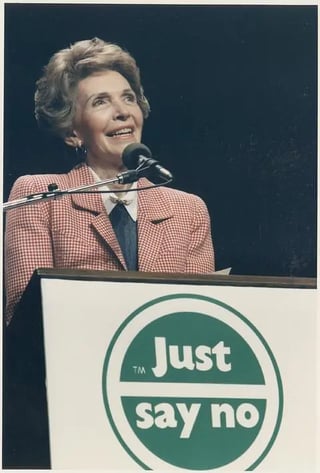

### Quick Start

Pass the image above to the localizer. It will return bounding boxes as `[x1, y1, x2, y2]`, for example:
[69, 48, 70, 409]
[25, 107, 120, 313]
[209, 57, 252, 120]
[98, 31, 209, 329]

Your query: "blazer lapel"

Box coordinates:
[68, 164, 127, 269]
[137, 179, 173, 271]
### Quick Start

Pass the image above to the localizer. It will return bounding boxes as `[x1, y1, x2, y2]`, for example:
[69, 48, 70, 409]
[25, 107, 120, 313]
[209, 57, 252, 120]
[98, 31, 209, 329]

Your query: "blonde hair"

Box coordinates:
[34, 37, 150, 138]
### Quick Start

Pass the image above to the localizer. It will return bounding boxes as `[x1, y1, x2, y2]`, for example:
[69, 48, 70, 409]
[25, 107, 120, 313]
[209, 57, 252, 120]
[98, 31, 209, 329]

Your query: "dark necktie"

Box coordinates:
[109, 203, 138, 271]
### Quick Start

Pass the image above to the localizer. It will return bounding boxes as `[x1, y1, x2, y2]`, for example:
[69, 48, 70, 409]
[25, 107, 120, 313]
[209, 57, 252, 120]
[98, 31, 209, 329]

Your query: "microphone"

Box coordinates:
[122, 143, 173, 181]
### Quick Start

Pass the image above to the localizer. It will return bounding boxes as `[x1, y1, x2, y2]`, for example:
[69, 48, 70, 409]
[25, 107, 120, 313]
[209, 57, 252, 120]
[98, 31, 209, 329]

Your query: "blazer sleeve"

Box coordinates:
[4, 175, 54, 324]
[186, 195, 215, 274]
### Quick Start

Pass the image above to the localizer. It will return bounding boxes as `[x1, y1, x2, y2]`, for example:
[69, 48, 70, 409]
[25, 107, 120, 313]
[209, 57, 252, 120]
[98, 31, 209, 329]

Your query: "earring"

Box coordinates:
[75, 141, 87, 161]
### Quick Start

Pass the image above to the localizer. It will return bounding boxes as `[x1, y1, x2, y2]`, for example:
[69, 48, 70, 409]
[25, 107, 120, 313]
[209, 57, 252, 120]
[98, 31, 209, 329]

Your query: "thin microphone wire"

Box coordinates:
[3, 160, 173, 211]
[28, 163, 172, 197]
[66, 179, 173, 195]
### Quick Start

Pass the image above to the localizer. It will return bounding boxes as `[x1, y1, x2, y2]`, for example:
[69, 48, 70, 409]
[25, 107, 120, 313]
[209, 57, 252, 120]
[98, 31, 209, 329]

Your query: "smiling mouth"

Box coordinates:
[107, 127, 134, 138]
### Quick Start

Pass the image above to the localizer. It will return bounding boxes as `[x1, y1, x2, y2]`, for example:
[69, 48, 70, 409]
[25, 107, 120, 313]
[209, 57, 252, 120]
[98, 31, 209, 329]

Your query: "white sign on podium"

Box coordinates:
[38, 274, 318, 472]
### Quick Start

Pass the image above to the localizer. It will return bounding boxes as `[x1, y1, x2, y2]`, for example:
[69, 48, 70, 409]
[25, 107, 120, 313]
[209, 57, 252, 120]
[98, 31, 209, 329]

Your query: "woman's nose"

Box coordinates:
[112, 100, 130, 120]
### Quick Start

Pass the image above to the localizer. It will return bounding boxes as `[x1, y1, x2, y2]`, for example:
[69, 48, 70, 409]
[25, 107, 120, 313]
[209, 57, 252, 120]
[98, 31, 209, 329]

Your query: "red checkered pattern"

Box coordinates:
[4, 163, 215, 323]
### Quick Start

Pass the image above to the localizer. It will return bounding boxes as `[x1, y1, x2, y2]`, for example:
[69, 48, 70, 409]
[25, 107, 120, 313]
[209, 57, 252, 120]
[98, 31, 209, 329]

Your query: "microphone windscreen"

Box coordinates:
[122, 143, 152, 169]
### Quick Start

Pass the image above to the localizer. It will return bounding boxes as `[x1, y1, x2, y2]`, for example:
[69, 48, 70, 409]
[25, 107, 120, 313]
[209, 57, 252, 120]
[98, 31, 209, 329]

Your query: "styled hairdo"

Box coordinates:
[34, 37, 150, 138]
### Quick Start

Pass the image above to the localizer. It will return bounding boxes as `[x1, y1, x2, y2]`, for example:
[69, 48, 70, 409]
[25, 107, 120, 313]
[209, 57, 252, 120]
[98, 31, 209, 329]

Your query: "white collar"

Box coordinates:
[88, 167, 138, 221]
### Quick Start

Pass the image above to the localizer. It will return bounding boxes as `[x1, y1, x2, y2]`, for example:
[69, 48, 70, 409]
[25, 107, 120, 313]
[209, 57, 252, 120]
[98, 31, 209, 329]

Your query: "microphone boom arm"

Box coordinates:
[2, 169, 139, 212]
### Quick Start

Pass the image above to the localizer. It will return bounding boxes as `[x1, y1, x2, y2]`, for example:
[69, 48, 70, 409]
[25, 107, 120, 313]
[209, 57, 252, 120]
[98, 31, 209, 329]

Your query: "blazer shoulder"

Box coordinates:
[9, 172, 71, 200]
[156, 184, 208, 208]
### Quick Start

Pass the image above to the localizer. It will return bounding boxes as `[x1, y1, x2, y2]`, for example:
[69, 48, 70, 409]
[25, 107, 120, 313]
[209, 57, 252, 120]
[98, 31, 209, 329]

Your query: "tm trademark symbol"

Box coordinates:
[133, 366, 146, 375]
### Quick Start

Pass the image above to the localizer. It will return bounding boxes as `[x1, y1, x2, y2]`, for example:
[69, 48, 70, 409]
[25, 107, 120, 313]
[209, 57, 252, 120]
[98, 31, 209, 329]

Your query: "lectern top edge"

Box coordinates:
[34, 268, 317, 289]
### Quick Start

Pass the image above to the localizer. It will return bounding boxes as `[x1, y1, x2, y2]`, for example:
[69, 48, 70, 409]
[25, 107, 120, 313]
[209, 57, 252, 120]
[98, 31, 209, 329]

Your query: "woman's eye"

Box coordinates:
[92, 97, 108, 107]
[124, 94, 137, 103]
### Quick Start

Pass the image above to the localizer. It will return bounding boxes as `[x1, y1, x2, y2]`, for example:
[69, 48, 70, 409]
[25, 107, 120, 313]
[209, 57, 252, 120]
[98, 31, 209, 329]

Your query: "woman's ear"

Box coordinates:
[64, 132, 82, 148]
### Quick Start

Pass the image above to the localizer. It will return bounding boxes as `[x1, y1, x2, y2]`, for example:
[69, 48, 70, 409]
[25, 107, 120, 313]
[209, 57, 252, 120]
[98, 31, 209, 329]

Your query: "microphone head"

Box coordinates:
[122, 143, 152, 169]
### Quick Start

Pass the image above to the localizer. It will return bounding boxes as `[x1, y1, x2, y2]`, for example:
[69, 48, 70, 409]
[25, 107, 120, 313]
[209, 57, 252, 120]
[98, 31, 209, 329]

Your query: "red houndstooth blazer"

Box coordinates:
[5, 163, 215, 323]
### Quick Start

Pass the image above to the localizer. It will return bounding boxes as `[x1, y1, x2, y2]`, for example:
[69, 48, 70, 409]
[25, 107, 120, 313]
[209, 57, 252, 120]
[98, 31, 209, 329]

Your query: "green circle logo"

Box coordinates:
[102, 294, 283, 470]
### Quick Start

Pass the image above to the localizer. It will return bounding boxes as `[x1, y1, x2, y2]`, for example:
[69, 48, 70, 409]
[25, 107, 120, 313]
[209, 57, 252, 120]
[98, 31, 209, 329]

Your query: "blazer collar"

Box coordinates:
[68, 163, 126, 268]
[137, 178, 174, 272]
[68, 163, 107, 215]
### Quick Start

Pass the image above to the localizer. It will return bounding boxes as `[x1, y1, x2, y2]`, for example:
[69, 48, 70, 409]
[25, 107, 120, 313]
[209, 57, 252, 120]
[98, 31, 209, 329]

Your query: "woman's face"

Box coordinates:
[72, 70, 144, 170]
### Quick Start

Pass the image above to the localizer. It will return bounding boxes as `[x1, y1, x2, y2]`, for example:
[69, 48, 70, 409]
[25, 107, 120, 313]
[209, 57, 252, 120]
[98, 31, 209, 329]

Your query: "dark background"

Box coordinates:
[4, 3, 317, 277]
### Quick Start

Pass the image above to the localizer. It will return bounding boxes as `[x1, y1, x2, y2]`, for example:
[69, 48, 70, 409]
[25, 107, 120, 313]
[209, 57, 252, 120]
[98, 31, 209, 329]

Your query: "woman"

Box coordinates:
[5, 37, 215, 324]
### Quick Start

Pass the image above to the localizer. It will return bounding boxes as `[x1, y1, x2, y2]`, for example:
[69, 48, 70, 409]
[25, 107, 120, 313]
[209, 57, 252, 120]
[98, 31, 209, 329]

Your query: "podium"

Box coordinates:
[3, 269, 318, 471]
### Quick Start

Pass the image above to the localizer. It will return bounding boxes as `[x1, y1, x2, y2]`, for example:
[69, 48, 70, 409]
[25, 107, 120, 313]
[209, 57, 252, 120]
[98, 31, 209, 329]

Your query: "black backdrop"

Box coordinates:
[4, 4, 317, 277]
